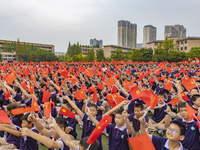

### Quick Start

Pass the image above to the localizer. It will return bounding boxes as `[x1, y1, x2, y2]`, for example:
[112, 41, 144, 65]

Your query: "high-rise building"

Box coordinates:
[164, 24, 186, 39]
[90, 38, 103, 49]
[143, 25, 156, 48]
[118, 20, 137, 49]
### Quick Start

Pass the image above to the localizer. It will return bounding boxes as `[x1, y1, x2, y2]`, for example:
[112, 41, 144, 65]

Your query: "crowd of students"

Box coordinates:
[0, 61, 199, 150]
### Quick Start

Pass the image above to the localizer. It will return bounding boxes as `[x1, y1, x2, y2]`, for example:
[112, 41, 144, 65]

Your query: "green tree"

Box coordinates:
[157, 39, 175, 53]
[67, 42, 81, 57]
[152, 49, 167, 62]
[93, 43, 100, 48]
[139, 48, 153, 61]
[187, 47, 200, 60]
[167, 51, 188, 62]
[96, 49, 105, 61]
[72, 53, 83, 62]
[111, 48, 124, 61]
[129, 49, 142, 61]
[86, 50, 95, 62]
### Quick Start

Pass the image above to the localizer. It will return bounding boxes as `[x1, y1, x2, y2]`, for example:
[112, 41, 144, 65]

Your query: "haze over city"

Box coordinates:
[0, 0, 199, 52]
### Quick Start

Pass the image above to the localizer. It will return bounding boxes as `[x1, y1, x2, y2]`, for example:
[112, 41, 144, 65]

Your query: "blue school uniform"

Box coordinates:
[128, 113, 149, 132]
[60, 115, 77, 139]
[81, 113, 102, 150]
[154, 84, 164, 94]
[127, 98, 145, 114]
[13, 93, 22, 102]
[151, 135, 186, 150]
[7, 117, 21, 149]
[151, 104, 167, 123]
[106, 124, 130, 150]
[0, 107, 4, 137]
[19, 127, 39, 150]
[87, 101, 103, 117]
[48, 138, 69, 150]
[174, 118, 200, 150]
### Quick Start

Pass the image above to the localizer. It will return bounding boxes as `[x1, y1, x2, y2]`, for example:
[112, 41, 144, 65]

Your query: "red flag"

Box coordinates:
[130, 78, 136, 85]
[181, 76, 190, 84]
[68, 76, 78, 86]
[60, 70, 71, 79]
[129, 85, 141, 99]
[105, 77, 116, 88]
[106, 94, 117, 108]
[59, 106, 76, 119]
[133, 90, 154, 107]
[59, 80, 65, 95]
[44, 101, 55, 119]
[29, 83, 35, 94]
[164, 80, 173, 90]
[88, 86, 96, 93]
[21, 80, 28, 91]
[150, 95, 159, 109]
[87, 115, 112, 145]
[97, 83, 104, 90]
[111, 86, 118, 94]
[183, 80, 197, 91]
[168, 98, 179, 105]
[127, 133, 156, 150]
[4, 88, 11, 100]
[30, 74, 36, 82]
[11, 107, 26, 115]
[0, 110, 12, 124]
[138, 72, 144, 81]
[92, 90, 98, 102]
[195, 57, 199, 61]
[123, 81, 130, 91]
[84, 69, 93, 78]
[42, 91, 51, 103]
[6, 73, 16, 84]
[74, 89, 86, 100]
[185, 104, 198, 121]
[31, 97, 39, 112]
[112, 93, 127, 105]
[3, 74, 8, 81]
[180, 92, 190, 101]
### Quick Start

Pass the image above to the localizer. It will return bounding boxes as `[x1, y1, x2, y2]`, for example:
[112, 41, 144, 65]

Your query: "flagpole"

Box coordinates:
[193, 113, 200, 124]
[143, 106, 150, 117]
[86, 144, 91, 150]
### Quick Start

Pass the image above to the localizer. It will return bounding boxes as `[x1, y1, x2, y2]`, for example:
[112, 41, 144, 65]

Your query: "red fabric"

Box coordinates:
[168, 98, 179, 105]
[181, 76, 190, 84]
[186, 104, 198, 121]
[97, 83, 104, 90]
[60, 70, 71, 79]
[129, 85, 141, 99]
[42, 91, 51, 103]
[11, 107, 26, 115]
[112, 93, 127, 105]
[180, 91, 190, 101]
[105, 77, 116, 88]
[68, 76, 78, 86]
[21, 80, 28, 91]
[59, 80, 65, 95]
[59, 106, 76, 119]
[84, 69, 93, 78]
[92, 90, 98, 102]
[164, 80, 173, 90]
[6, 73, 16, 84]
[111, 86, 118, 94]
[29, 83, 35, 94]
[127, 133, 156, 150]
[87, 115, 112, 145]
[106, 94, 117, 108]
[44, 101, 55, 119]
[32, 97, 39, 112]
[74, 89, 86, 100]
[0, 110, 12, 124]
[138, 72, 144, 81]
[123, 81, 130, 91]
[4, 88, 11, 100]
[183, 80, 197, 91]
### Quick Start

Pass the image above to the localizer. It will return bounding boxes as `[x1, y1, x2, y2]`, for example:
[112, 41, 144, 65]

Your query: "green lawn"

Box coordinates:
[38, 111, 165, 150]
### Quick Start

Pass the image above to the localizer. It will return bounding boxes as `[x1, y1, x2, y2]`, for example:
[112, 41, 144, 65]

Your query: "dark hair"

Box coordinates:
[7, 103, 23, 124]
[55, 116, 67, 129]
[172, 86, 177, 93]
[79, 137, 99, 150]
[42, 77, 47, 82]
[88, 104, 97, 110]
[162, 89, 169, 95]
[191, 94, 200, 102]
[159, 80, 164, 83]
[169, 121, 186, 136]
[157, 91, 166, 99]
[134, 103, 144, 110]
[22, 113, 32, 124]
[14, 86, 21, 93]
[116, 109, 124, 115]
[151, 84, 156, 91]
[142, 84, 148, 88]
[89, 92, 94, 96]
[39, 83, 46, 88]
[63, 101, 72, 109]
[49, 84, 55, 89]
[0, 97, 4, 109]
[178, 102, 186, 111]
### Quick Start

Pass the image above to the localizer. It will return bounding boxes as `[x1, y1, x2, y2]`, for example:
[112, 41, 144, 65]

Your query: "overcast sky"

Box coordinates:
[0, 0, 200, 52]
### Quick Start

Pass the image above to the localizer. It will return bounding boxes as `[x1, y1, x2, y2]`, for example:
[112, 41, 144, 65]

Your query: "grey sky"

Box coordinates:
[0, 0, 200, 52]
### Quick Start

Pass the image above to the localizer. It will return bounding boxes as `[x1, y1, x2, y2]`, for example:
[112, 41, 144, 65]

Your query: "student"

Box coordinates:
[191, 94, 200, 112]
[84, 91, 105, 117]
[63, 95, 103, 150]
[0, 103, 23, 149]
[59, 100, 77, 140]
[0, 113, 39, 150]
[0, 97, 4, 137]
[127, 103, 149, 135]
[165, 102, 200, 149]
[49, 117, 99, 150]
[87, 100, 133, 150]
[140, 116, 186, 150]
[148, 91, 169, 136]
[21, 114, 70, 150]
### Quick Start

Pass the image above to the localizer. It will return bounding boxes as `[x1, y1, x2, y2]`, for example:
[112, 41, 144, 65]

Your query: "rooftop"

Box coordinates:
[147, 40, 164, 44]
[177, 36, 200, 41]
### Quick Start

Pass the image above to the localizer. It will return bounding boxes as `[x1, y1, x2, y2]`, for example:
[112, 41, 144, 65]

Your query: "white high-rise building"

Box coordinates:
[143, 25, 157, 48]
[165, 24, 186, 39]
[118, 20, 137, 48]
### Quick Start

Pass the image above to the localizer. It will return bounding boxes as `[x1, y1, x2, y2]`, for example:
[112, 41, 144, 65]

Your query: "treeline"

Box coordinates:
[57, 42, 105, 62]
[1, 41, 58, 62]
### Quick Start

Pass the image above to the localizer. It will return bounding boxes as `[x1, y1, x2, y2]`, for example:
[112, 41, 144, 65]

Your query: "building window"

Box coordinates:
[8, 55, 12, 57]
[181, 47, 183, 51]
[185, 40, 187, 44]
[5, 55, 7, 57]
[185, 47, 187, 50]
[181, 41, 183, 44]
[155, 43, 158, 46]
[172, 39, 174, 42]
[177, 41, 179, 45]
